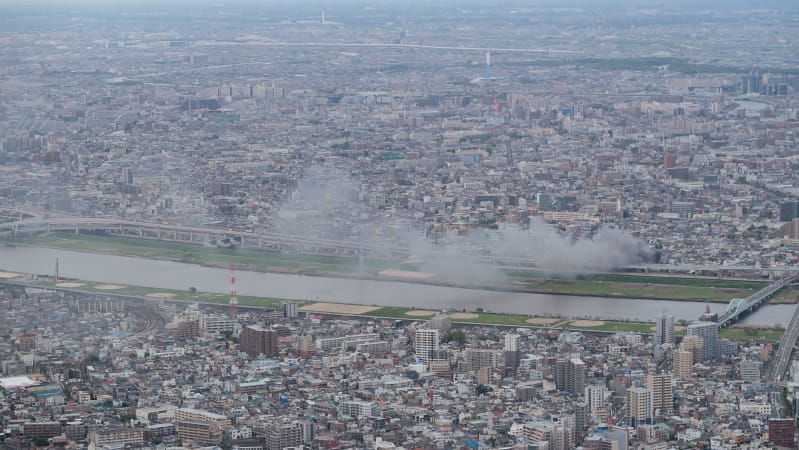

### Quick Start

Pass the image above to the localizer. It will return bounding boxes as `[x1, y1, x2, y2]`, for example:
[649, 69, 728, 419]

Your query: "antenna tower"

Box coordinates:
[229, 264, 238, 317]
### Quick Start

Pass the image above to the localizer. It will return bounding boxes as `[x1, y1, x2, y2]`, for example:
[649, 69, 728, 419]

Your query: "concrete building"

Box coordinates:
[88, 427, 144, 447]
[240, 325, 279, 357]
[339, 400, 381, 418]
[768, 418, 795, 448]
[739, 358, 762, 382]
[654, 314, 675, 346]
[23, 422, 61, 438]
[646, 373, 673, 415]
[686, 322, 719, 360]
[627, 386, 653, 428]
[504, 333, 520, 368]
[585, 384, 607, 413]
[428, 315, 451, 331]
[282, 302, 298, 318]
[556, 357, 586, 394]
[265, 420, 304, 450]
[415, 327, 439, 363]
[463, 348, 503, 372]
[175, 408, 230, 446]
[681, 335, 705, 365]
[673, 349, 693, 379]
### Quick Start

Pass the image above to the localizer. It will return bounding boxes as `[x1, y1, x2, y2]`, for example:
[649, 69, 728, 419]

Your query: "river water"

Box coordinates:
[0, 246, 793, 326]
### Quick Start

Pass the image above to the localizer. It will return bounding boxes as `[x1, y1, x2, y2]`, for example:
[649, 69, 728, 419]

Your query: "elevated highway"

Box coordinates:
[0, 216, 409, 260]
[768, 301, 799, 384]
[3, 214, 799, 276]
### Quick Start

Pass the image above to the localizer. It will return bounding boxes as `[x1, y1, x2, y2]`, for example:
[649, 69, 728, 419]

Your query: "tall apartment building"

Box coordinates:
[240, 325, 279, 357]
[627, 387, 653, 428]
[504, 333, 520, 368]
[654, 314, 675, 346]
[681, 335, 704, 364]
[415, 327, 439, 363]
[282, 302, 298, 318]
[646, 373, 673, 415]
[687, 322, 719, 360]
[673, 349, 693, 379]
[556, 357, 586, 394]
[585, 384, 607, 413]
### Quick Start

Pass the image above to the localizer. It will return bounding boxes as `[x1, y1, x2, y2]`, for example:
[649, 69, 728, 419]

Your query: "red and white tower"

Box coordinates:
[229, 264, 238, 317]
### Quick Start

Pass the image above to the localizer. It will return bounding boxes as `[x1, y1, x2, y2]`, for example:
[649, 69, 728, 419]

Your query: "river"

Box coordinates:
[0, 246, 793, 326]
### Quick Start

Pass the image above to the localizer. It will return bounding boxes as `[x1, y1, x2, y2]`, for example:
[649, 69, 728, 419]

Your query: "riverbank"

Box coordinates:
[0, 271, 784, 341]
[7, 232, 786, 303]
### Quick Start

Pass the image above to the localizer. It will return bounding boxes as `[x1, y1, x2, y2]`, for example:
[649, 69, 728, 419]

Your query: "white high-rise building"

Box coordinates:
[585, 385, 607, 413]
[504, 333, 521, 368]
[504, 333, 520, 351]
[415, 328, 439, 363]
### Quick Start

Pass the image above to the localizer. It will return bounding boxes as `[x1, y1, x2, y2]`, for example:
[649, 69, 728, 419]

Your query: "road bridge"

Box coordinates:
[716, 273, 799, 328]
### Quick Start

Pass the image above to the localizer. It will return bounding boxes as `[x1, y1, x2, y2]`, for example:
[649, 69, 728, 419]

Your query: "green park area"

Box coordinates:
[719, 327, 785, 341]
[11, 231, 792, 304]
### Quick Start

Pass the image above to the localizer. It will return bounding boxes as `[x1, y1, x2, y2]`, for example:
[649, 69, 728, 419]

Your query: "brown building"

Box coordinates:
[782, 218, 799, 239]
[768, 418, 795, 448]
[169, 320, 200, 340]
[240, 325, 279, 357]
[18, 333, 37, 352]
[23, 422, 61, 438]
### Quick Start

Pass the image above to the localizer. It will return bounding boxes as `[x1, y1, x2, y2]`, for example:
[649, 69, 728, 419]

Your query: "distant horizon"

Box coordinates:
[1, 0, 798, 9]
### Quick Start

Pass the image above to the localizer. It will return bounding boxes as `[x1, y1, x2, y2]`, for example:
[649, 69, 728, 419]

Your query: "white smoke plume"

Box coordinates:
[271, 165, 655, 280]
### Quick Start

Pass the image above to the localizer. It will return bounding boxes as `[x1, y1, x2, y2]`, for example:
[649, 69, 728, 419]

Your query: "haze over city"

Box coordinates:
[1, 1, 799, 449]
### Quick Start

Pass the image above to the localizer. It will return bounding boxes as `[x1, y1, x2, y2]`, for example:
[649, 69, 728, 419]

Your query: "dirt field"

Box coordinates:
[94, 284, 126, 290]
[378, 270, 435, 280]
[713, 288, 748, 294]
[570, 320, 606, 327]
[300, 302, 380, 315]
[611, 283, 647, 289]
[525, 317, 561, 325]
[146, 292, 176, 298]
[405, 310, 437, 316]
[450, 312, 479, 319]
[0, 271, 22, 279]
[55, 282, 85, 288]
[645, 284, 680, 291]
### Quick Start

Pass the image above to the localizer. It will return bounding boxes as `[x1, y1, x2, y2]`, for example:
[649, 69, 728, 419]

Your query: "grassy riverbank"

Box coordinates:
[0, 271, 784, 341]
[7, 231, 786, 303]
